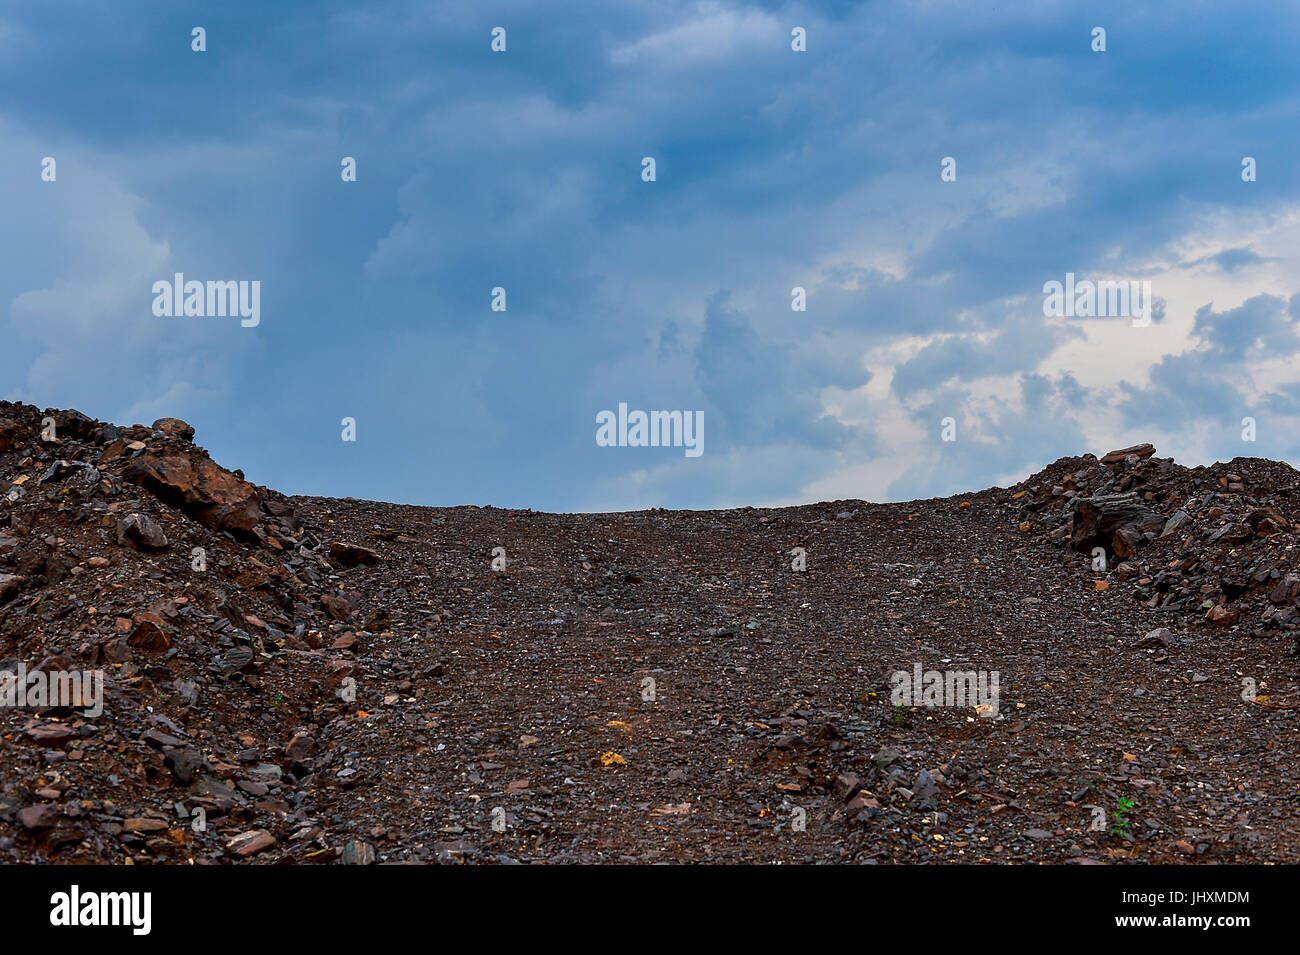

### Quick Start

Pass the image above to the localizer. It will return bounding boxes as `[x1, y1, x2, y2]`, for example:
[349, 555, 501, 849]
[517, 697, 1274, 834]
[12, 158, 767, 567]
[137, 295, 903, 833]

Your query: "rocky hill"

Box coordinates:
[1, 401, 1298, 864]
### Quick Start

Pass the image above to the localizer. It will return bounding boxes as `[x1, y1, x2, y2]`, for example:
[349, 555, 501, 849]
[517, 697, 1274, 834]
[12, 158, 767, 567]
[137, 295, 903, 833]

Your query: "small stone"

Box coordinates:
[914, 769, 939, 804]
[846, 793, 880, 815]
[0, 573, 24, 603]
[24, 723, 76, 747]
[833, 774, 863, 800]
[340, 840, 376, 865]
[123, 817, 169, 833]
[163, 745, 206, 784]
[873, 746, 902, 769]
[116, 513, 169, 551]
[129, 612, 171, 653]
[1269, 575, 1300, 605]
[226, 829, 277, 857]
[285, 733, 317, 764]
[1133, 628, 1173, 649]
[1160, 510, 1191, 539]
[322, 594, 355, 621]
[18, 805, 60, 829]
[329, 542, 381, 567]
[1206, 605, 1237, 627]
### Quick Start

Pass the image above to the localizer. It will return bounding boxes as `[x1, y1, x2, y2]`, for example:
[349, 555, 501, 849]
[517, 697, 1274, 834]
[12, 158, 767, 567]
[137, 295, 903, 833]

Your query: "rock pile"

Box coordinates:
[0, 401, 402, 863]
[1015, 443, 1300, 638]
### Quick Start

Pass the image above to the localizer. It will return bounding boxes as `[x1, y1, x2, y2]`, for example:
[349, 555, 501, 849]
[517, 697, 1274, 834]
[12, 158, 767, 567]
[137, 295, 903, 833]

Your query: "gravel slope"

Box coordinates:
[2, 403, 1297, 864]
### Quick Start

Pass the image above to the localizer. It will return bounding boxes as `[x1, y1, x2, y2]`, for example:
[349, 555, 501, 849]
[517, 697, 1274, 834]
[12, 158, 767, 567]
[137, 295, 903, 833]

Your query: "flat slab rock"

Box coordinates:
[1101, 443, 1156, 464]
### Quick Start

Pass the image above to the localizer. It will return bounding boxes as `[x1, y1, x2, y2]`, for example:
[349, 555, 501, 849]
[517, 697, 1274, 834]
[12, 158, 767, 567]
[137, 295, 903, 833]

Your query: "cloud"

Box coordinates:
[693, 292, 852, 449]
[891, 312, 1085, 398]
[0, 122, 233, 422]
[3, 1, 1300, 510]
[608, 2, 783, 67]
[1184, 246, 1279, 273]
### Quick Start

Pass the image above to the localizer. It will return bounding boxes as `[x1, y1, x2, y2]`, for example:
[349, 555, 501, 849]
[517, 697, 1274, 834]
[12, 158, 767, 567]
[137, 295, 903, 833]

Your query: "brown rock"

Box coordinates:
[330, 542, 381, 567]
[0, 418, 23, 451]
[1270, 575, 1300, 605]
[1100, 443, 1155, 465]
[1071, 493, 1164, 551]
[324, 660, 356, 688]
[833, 773, 863, 800]
[98, 637, 132, 664]
[1246, 507, 1291, 535]
[123, 451, 261, 534]
[1206, 605, 1237, 626]
[116, 512, 169, 551]
[18, 805, 60, 829]
[129, 612, 171, 653]
[24, 722, 76, 746]
[0, 573, 23, 603]
[1132, 628, 1173, 648]
[151, 417, 196, 441]
[226, 828, 277, 857]
[123, 817, 169, 833]
[847, 793, 880, 816]
[1110, 528, 1138, 560]
[322, 594, 355, 621]
[98, 439, 129, 463]
[285, 733, 317, 764]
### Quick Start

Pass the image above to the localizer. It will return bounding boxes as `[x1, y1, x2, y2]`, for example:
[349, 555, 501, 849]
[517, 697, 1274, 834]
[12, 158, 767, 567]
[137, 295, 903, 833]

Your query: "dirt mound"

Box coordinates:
[1011, 444, 1300, 639]
[2, 408, 1299, 865]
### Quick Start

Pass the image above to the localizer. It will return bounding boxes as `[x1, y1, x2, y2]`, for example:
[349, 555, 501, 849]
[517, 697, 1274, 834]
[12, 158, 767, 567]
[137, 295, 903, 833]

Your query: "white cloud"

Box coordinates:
[609, 2, 782, 67]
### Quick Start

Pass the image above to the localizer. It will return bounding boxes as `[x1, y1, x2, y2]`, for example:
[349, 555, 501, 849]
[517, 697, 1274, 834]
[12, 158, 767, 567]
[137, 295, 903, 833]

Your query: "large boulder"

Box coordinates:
[1071, 492, 1165, 553]
[123, 452, 261, 534]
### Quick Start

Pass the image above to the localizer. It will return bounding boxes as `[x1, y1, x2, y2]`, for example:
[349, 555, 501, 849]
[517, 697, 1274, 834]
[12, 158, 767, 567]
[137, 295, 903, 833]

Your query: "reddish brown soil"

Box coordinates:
[2, 402, 1298, 864]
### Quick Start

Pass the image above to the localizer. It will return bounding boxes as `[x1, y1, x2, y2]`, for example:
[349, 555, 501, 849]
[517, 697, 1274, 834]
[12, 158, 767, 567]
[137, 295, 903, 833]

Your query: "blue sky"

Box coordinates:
[4, 0, 1300, 511]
